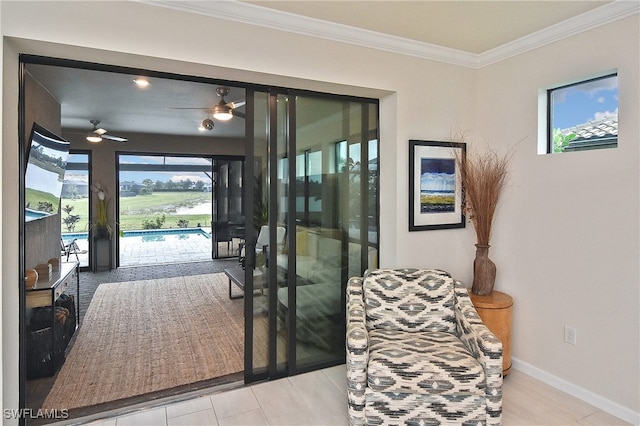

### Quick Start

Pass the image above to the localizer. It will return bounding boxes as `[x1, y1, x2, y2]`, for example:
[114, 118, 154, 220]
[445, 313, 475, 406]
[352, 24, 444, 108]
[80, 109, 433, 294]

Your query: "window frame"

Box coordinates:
[539, 71, 618, 155]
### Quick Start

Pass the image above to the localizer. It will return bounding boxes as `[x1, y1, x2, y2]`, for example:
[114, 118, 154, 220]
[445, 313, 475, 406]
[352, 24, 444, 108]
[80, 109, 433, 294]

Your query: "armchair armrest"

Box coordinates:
[454, 280, 503, 425]
[346, 276, 367, 425]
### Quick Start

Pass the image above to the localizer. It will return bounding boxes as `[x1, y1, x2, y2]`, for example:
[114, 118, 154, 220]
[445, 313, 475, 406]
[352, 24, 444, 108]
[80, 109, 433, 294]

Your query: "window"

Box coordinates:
[544, 73, 618, 153]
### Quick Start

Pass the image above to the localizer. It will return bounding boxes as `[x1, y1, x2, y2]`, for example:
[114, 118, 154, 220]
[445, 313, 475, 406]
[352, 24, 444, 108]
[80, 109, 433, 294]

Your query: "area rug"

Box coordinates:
[42, 273, 244, 410]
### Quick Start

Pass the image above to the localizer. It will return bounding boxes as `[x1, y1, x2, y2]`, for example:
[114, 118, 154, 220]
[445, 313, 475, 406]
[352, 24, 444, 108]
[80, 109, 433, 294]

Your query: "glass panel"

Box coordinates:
[213, 159, 245, 258]
[294, 97, 369, 369]
[249, 91, 378, 379]
[275, 94, 290, 373]
[251, 91, 269, 375]
[60, 152, 90, 268]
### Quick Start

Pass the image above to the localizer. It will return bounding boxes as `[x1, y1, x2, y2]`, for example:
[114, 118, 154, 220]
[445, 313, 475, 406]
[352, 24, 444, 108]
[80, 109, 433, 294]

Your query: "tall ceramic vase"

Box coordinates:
[472, 244, 496, 296]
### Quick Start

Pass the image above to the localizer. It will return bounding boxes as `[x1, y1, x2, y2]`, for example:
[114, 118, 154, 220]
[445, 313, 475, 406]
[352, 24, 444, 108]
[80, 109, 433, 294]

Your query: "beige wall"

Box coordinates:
[1, 1, 638, 423]
[24, 72, 63, 271]
[476, 15, 640, 414]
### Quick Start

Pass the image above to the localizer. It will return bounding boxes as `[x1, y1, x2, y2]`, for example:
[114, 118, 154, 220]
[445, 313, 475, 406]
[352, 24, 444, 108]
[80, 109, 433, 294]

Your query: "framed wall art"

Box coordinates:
[409, 140, 466, 231]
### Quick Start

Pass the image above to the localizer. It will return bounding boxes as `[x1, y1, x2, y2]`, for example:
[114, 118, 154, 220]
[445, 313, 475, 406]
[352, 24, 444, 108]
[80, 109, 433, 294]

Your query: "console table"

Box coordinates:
[224, 265, 266, 299]
[469, 290, 513, 376]
[26, 261, 79, 378]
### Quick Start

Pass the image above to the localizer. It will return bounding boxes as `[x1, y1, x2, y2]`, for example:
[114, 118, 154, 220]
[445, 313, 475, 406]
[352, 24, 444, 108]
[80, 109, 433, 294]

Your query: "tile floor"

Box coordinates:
[65, 365, 632, 426]
[40, 260, 632, 426]
[77, 366, 348, 426]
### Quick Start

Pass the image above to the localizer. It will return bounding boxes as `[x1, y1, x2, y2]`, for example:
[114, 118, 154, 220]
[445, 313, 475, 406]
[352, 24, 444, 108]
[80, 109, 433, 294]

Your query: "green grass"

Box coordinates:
[420, 194, 455, 205]
[26, 188, 59, 213]
[60, 191, 213, 232]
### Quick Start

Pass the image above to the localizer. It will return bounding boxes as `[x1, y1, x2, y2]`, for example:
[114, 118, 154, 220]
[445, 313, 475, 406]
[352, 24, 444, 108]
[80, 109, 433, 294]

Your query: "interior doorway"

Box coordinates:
[19, 55, 379, 422]
[116, 153, 215, 267]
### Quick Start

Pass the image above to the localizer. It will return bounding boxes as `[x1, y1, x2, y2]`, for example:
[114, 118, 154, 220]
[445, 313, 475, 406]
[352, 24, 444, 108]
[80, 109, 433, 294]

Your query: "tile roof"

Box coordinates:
[559, 117, 618, 142]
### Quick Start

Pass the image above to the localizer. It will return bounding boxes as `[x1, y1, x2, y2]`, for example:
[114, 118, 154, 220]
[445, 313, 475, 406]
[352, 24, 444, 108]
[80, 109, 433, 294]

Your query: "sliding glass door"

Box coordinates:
[244, 90, 379, 381]
[60, 151, 91, 269]
[212, 158, 245, 258]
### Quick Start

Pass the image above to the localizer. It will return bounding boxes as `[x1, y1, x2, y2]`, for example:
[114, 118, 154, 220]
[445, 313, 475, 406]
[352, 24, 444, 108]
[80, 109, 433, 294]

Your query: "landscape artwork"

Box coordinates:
[409, 140, 465, 231]
[420, 158, 456, 214]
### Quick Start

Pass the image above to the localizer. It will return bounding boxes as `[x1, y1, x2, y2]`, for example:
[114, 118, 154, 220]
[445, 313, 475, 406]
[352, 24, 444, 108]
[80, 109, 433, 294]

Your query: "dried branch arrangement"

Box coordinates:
[455, 145, 510, 246]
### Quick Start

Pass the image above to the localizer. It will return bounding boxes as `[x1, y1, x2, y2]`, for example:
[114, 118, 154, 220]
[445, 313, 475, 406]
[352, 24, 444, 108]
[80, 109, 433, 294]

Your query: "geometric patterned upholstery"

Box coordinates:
[347, 268, 503, 425]
[364, 269, 457, 334]
[368, 330, 486, 395]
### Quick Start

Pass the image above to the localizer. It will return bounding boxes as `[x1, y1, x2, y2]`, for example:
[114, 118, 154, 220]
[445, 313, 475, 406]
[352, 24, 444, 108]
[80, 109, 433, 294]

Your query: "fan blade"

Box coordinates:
[102, 134, 128, 142]
[226, 100, 246, 109]
[166, 107, 211, 110]
[94, 128, 108, 135]
[231, 111, 246, 119]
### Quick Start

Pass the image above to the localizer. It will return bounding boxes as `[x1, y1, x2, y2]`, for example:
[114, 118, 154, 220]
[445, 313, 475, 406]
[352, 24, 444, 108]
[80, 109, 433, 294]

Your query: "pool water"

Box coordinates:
[123, 228, 211, 243]
[62, 228, 211, 243]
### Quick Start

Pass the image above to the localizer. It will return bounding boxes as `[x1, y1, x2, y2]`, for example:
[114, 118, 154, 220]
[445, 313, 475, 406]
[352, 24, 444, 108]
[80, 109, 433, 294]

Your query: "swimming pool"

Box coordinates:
[62, 228, 211, 243]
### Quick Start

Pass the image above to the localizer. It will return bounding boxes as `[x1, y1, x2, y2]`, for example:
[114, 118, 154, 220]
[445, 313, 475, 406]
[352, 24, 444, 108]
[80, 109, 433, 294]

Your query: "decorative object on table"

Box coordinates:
[35, 263, 52, 281]
[408, 140, 466, 231]
[25, 269, 38, 289]
[90, 182, 112, 239]
[48, 257, 60, 272]
[454, 135, 510, 295]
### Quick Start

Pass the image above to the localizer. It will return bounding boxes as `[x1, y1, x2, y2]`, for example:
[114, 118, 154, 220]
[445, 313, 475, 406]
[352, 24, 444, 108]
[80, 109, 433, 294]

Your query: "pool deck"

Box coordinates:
[119, 232, 214, 266]
[64, 228, 240, 268]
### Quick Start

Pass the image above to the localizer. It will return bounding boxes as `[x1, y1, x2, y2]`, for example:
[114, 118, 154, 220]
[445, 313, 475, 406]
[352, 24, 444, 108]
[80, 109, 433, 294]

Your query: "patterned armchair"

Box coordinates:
[346, 268, 503, 425]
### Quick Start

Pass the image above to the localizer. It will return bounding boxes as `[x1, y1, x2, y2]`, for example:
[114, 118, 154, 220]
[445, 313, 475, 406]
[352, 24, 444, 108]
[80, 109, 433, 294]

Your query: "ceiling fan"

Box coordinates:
[170, 86, 246, 123]
[86, 119, 128, 143]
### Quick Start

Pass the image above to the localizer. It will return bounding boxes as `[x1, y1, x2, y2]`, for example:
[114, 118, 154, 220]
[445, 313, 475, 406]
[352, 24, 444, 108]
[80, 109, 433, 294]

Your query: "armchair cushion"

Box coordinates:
[364, 269, 456, 333]
[367, 329, 485, 395]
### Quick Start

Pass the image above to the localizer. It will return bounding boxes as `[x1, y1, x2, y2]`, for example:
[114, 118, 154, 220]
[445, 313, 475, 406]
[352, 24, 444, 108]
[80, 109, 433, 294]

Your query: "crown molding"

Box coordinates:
[477, 0, 640, 68]
[136, 0, 639, 70]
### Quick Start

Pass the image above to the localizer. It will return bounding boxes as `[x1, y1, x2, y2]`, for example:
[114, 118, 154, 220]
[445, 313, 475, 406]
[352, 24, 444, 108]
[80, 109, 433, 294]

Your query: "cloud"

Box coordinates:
[592, 107, 618, 121]
[120, 155, 212, 165]
[421, 172, 455, 192]
[597, 97, 605, 103]
[578, 75, 618, 98]
[170, 174, 210, 183]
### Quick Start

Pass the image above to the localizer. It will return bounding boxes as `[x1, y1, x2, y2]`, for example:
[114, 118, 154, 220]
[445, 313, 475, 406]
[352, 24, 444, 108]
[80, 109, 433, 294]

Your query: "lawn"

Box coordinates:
[60, 191, 213, 232]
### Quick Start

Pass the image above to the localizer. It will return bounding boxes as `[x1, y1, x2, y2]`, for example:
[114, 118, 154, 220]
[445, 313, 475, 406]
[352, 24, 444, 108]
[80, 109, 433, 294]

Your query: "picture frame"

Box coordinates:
[409, 140, 466, 231]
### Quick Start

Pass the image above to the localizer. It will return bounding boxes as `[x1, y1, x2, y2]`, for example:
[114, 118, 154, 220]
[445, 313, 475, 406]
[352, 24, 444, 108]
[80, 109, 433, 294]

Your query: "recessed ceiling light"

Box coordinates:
[133, 78, 150, 88]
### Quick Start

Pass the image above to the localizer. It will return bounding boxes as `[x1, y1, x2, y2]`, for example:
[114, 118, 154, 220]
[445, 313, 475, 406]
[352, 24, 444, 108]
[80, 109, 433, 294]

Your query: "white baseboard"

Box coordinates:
[512, 358, 640, 425]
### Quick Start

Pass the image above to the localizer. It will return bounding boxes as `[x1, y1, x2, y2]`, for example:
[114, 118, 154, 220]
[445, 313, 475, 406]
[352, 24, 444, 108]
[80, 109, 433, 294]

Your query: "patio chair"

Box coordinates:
[214, 221, 233, 254]
[61, 238, 87, 262]
[239, 225, 286, 268]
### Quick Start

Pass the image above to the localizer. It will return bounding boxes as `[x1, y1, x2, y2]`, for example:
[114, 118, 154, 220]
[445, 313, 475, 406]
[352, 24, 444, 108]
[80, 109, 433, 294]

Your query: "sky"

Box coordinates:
[551, 74, 618, 130]
[420, 158, 455, 193]
[66, 154, 213, 184]
[119, 155, 212, 183]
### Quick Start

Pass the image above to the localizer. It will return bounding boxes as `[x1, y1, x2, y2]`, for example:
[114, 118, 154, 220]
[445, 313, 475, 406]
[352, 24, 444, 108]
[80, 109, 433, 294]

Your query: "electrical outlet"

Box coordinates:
[564, 325, 577, 345]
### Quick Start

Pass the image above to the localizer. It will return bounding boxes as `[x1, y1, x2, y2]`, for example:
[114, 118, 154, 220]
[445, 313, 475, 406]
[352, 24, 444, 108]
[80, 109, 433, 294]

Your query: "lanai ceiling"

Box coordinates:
[26, 1, 620, 139]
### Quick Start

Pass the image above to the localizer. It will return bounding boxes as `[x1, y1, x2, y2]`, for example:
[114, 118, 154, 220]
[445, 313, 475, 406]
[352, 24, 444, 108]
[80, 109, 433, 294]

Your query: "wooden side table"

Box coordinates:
[469, 290, 513, 376]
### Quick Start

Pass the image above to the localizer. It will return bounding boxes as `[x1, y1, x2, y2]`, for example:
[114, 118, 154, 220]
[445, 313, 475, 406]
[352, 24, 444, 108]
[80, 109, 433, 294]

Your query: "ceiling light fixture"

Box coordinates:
[86, 133, 102, 143]
[133, 78, 150, 88]
[200, 118, 214, 131]
[212, 101, 233, 121]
